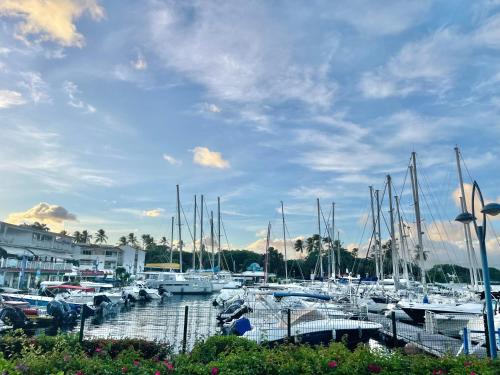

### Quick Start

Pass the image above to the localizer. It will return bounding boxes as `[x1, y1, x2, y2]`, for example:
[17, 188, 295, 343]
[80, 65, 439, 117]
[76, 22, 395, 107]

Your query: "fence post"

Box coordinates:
[287, 309, 291, 341]
[78, 310, 85, 343]
[182, 306, 189, 354]
[497, 328, 500, 352]
[391, 311, 397, 347]
[483, 313, 491, 357]
[463, 327, 469, 355]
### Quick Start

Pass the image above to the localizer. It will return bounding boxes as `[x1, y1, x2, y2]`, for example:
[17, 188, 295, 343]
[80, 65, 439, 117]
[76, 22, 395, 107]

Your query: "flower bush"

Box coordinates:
[0, 333, 497, 374]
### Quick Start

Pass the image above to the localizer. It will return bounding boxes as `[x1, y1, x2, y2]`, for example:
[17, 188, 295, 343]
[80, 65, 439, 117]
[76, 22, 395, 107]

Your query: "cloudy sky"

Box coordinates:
[1, 0, 500, 269]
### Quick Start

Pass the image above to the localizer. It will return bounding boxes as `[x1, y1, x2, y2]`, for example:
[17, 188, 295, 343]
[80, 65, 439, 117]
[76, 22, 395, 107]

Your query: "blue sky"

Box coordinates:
[1, 0, 500, 268]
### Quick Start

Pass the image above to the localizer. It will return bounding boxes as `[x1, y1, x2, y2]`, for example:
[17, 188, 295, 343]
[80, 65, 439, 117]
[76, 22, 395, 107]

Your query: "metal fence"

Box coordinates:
[79, 303, 493, 356]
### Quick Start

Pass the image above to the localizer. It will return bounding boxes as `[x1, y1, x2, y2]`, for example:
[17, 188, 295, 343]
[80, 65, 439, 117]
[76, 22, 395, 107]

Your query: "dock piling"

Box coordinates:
[391, 311, 397, 347]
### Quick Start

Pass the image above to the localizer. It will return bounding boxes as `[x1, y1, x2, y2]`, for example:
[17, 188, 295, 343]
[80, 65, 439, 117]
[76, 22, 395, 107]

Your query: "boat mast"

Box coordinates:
[332, 202, 336, 278]
[169, 216, 174, 269]
[176, 184, 183, 273]
[199, 194, 204, 270]
[264, 222, 271, 284]
[217, 196, 221, 269]
[387, 175, 399, 287]
[454, 147, 480, 288]
[410, 152, 426, 290]
[395, 195, 410, 287]
[281, 201, 288, 282]
[317, 198, 324, 278]
[369, 186, 380, 281]
[375, 189, 384, 281]
[336, 230, 341, 276]
[193, 195, 197, 270]
[211, 210, 215, 270]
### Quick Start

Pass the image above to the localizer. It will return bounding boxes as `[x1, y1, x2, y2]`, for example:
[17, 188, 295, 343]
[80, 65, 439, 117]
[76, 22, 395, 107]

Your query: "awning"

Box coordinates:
[28, 248, 73, 260]
[0, 246, 35, 258]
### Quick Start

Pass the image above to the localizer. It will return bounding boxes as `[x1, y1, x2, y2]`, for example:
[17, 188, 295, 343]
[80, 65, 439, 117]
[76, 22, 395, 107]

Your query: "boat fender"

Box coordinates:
[422, 295, 429, 304]
[233, 317, 252, 336]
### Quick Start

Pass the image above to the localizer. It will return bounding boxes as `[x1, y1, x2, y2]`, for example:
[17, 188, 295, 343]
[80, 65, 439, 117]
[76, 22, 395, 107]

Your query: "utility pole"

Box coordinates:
[410, 152, 426, 290]
[375, 189, 384, 281]
[317, 198, 324, 278]
[200, 194, 204, 270]
[281, 201, 288, 282]
[454, 147, 480, 288]
[176, 185, 183, 273]
[217, 197, 221, 269]
[369, 186, 380, 281]
[192, 195, 197, 270]
[387, 175, 399, 287]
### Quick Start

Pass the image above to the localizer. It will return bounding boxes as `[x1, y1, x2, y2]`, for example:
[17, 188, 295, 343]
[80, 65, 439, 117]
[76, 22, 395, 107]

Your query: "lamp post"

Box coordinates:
[455, 181, 500, 358]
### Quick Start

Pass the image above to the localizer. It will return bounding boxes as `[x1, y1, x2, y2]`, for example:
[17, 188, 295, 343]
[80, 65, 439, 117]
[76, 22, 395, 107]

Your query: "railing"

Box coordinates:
[0, 258, 72, 271]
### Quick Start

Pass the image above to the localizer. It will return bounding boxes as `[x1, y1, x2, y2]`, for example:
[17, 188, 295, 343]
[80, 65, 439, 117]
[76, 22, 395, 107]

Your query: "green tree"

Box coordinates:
[159, 236, 168, 246]
[118, 236, 127, 246]
[81, 230, 91, 244]
[141, 234, 155, 250]
[31, 222, 49, 231]
[115, 266, 131, 285]
[294, 239, 304, 254]
[127, 233, 139, 248]
[73, 231, 82, 243]
[94, 229, 108, 244]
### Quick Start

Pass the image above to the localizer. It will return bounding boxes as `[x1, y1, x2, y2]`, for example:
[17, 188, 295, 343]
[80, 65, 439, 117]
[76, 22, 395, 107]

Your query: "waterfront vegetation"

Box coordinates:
[0, 332, 497, 374]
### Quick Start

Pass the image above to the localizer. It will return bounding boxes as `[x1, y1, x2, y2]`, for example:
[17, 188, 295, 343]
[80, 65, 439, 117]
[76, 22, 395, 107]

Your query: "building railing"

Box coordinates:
[0, 258, 72, 271]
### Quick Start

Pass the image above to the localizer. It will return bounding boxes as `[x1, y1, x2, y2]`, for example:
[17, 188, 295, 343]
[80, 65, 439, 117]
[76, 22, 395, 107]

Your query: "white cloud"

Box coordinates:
[246, 235, 304, 259]
[288, 186, 334, 200]
[63, 80, 96, 113]
[203, 103, 221, 113]
[163, 153, 181, 165]
[19, 72, 50, 103]
[0, 90, 26, 108]
[131, 52, 147, 70]
[143, 208, 163, 217]
[192, 147, 230, 169]
[5, 202, 77, 231]
[0, 0, 104, 47]
[148, 1, 334, 110]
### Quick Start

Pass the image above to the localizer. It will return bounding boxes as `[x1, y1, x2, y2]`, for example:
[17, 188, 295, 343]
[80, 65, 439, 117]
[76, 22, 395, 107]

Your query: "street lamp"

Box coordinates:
[455, 180, 500, 358]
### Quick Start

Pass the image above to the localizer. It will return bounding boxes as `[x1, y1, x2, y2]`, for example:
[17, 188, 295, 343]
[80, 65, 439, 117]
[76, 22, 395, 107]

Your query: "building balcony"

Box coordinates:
[0, 258, 73, 273]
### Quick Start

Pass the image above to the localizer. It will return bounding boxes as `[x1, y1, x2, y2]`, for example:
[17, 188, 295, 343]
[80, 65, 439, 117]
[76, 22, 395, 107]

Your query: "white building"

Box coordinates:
[0, 221, 75, 288]
[76, 243, 145, 276]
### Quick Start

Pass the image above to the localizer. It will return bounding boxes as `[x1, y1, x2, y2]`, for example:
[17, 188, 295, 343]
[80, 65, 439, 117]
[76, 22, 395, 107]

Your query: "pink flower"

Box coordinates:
[121, 367, 127, 373]
[367, 364, 381, 373]
[464, 361, 472, 367]
[155, 372, 161, 375]
[166, 363, 174, 371]
[133, 360, 140, 366]
[327, 361, 338, 369]
[469, 372, 476, 375]
[95, 347, 102, 353]
[75, 372, 83, 375]
[432, 370, 445, 375]
[211, 368, 219, 375]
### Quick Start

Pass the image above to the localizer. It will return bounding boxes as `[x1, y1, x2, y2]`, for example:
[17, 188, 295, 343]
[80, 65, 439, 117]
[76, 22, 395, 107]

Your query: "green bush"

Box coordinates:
[0, 334, 497, 374]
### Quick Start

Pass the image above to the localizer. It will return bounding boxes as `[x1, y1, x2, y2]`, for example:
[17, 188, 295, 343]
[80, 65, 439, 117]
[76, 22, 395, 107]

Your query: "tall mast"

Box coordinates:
[217, 197, 221, 269]
[176, 185, 183, 273]
[317, 198, 324, 278]
[387, 175, 399, 287]
[199, 194, 204, 270]
[454, 147, 479, 287]
[192, 195, 197, 270]
[264, 222, 271, 284]
[169, 216, 174, 268]
[337, 230, 341, 275]
[395, 195, 410, 286]
[281, 201, 288, 282]
[369, 186, 380, 281]
[410, 152, 426, 289]
[375, 189, 384, 281]
[211, 210, 215, 269]
[332, 202, 336, 278]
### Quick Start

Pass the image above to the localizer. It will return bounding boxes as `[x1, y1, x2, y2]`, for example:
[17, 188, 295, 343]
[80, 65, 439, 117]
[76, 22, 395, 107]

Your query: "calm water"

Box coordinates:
[82, 295, 218, 352]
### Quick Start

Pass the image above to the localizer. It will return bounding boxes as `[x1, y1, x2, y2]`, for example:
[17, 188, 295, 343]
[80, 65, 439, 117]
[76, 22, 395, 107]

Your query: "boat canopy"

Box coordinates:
[273, 292, 332, 301]
[46, 285, 94, 292]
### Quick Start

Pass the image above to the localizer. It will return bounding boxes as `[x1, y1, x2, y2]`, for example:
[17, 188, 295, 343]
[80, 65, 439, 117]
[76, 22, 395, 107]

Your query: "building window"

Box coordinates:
[82, 250, 92, 255]
[104, 261, 115, 270]
[105, 251, 114, 257]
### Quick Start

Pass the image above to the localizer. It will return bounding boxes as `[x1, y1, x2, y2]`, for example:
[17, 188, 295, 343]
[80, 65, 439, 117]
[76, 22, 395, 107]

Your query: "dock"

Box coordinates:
[367, 313, 487, 358]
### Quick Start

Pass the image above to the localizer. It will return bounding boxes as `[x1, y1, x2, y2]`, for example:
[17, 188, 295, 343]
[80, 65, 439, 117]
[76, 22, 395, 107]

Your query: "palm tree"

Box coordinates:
[94, 229, 108, 244]
[73, 231, 82, 243]
[294, 239, 304, 253]
[127, 233, 138, 248]
[81, 230, 91, 244]
[306, 234, 321, 253]
[141, 234, 155, 250]
[118, 236, 127, 246]
[31, 221, 49, 231]
[59, 230, 68, 236]
[351, 247, 359, 258]
[159, 236, 168, 246]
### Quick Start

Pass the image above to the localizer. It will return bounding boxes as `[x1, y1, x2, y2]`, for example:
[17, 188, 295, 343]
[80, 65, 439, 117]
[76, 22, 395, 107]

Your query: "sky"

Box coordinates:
[1, 0, 500, 269]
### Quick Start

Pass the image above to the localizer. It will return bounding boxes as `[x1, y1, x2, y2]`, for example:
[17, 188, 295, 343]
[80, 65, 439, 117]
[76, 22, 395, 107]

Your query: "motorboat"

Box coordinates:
[123, 282, 163, 302]
[141, 271, 213, 294]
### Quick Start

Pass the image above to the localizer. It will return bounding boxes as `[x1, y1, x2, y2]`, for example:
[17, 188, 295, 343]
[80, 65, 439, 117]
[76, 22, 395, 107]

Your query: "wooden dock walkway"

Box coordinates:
[366, 313, 487, 358]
